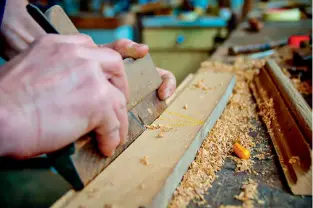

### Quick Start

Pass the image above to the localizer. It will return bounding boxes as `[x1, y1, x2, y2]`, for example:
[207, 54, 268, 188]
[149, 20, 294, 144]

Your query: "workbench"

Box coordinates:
[185, 18, 312, 208]
[0, 7, 312, 208]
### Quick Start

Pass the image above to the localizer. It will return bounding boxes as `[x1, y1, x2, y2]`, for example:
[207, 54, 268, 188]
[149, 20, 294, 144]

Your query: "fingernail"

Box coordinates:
[135, 44, 148, 48]
[164, 89, 170, 98]
[127, 43, 135, 48]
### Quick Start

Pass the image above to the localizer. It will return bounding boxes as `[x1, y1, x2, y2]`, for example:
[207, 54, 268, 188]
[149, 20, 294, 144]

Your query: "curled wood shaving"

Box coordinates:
[289, 156, 300, 164]
[170, 59, 264, 208]
[140, 156, 150, 166]
[145, 124, 173, 132]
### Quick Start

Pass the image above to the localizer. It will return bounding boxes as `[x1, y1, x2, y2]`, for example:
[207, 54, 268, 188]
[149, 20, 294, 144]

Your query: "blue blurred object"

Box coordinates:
[143, 15, 226, 28]
[176, 35, 185, 45]
[138, 0, 158, 4]
[231, 0, 244, 11]
[79, 25, 134, 45]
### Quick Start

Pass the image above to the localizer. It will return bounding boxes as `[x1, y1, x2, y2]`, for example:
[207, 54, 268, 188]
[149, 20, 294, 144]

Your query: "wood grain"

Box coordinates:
[265, 60, 312, 146]
[251, 61, 312, 195]
[165, 73, 194, 106]
[52, 72, 236, 207]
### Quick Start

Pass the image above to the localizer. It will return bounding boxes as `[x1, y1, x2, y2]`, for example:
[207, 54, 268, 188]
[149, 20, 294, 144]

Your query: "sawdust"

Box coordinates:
[103, 204, 112, 208]
[220, 179, 260, 208]
[229, 156, 254, 173]
[169, 59, 265, 208]
[140, 156, 150, 166]
[157, 132, 164, 138]
[145, 124, 172, 132]
[291, 78, 312, 95]
[289, 156, 300, 164]
[138, 184, 146, 189]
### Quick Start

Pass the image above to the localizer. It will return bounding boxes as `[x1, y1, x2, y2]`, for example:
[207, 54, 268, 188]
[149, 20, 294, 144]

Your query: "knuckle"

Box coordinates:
[113, 91, 127, 110]
[114, 38, 128, 47]
[55, 43, 80, 57]
[36, 34, 56, 45]
[78, 33, 93, 41]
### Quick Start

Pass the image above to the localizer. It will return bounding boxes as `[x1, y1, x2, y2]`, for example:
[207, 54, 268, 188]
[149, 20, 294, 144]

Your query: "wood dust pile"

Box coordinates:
[221, 179, 263, 208]
[169, 59, 265, 208]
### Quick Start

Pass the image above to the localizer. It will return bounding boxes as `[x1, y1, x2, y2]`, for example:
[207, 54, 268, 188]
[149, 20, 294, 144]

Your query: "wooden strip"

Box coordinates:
[52, 72, 236, 207]
[250, 63, 312, 195]
[165, 73, 194, 106]
[265, 60, 312, 146]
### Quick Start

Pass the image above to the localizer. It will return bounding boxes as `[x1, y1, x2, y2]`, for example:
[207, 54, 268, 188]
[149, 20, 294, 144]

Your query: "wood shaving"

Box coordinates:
[291, 78, 312, 95]
[230, 156, 254, 173]
[183, 104, 188, 110]
[170, 59, 264, 207]
[138, 184, 146, 189]
[140, 156, 150, 166]
[145, 124, 173, 132]
[103, 204, 112, 208]
[157, 132, 164, 138]
[254, 153, 265, 160]
[289, 156, 300, 164]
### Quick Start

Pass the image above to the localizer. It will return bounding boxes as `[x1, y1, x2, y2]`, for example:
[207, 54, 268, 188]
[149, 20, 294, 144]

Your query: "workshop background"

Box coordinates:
[0, 0, 312, 208]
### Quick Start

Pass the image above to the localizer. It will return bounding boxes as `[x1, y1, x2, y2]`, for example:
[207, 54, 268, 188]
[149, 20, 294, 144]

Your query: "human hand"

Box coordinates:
[100, 39, 176, 100]
[0, 34, 128, 159]
[0, 0, 46, 59]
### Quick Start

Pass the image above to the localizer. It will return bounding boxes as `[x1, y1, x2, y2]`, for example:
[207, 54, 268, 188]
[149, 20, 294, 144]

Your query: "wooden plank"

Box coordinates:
[52, 72, 236, 207]
[165, 73, 194, 106]
[265, 60, 312, 146]
[250, 61, 312, 195]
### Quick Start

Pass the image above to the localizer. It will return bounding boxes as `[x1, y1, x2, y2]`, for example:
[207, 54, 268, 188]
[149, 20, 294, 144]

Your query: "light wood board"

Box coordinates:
[52, 72, 235, 208]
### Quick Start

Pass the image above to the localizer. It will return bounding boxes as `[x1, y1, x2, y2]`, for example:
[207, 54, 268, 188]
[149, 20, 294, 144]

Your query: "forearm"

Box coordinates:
[0, 0, 45, 59]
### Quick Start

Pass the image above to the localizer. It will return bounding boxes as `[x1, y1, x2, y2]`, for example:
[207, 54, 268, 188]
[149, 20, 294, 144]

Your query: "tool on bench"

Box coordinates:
[229, 34, 311, 56]
[228, 38, 288, 55]
[24, 4, 167, 190]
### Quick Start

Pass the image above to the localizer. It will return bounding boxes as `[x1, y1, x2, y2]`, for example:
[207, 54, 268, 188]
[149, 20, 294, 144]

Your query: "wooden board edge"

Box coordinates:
[250, 68, 312, 196]
[265, 60, 312, 146]
[165, 73, 194, 106]
[151, 75, 236, 207]
[50, 190, 75, 208]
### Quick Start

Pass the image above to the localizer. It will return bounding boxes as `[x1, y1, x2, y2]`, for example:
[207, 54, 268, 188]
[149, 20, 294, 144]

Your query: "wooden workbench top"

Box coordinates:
[180, 17, 312, 208]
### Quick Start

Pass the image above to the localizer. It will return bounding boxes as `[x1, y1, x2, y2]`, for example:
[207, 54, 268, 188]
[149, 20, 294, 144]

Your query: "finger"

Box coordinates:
[76, 47, 129, 101]
[157, 67, 176, 100]
[99, 39, 149, 59]
[95, 109, 121, 156]
[113, 92, 128, 145]
[34, 34, 97, 48]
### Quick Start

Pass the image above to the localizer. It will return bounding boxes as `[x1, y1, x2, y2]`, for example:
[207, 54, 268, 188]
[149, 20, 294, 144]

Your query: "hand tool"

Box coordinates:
[25, 4, 167, 190]
[228, 38, 288, 55]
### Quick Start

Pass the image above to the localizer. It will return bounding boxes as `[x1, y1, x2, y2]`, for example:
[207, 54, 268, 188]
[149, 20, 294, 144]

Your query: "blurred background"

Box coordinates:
[26, 0, 246, 84]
